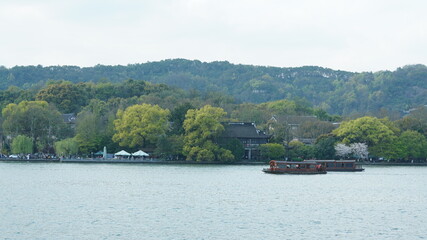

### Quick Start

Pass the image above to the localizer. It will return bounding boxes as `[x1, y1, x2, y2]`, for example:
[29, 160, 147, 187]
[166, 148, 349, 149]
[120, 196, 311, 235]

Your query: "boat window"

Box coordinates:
[345, 163, 353, 168]
[326, 163, 334, 168]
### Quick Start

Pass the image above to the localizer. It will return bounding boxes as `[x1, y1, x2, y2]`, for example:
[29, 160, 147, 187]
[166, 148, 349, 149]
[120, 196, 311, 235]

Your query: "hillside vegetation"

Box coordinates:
[1, 59, 426, 116]
[0, 74, 426, 162]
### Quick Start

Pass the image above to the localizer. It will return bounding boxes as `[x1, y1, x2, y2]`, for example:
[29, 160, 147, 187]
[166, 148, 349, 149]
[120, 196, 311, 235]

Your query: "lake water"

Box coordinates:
[0, 162, 426, 240]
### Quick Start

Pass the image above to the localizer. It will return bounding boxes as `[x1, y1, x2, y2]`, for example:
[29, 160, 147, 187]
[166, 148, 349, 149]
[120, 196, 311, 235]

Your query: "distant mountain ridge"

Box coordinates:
[1, 59, 426, 116]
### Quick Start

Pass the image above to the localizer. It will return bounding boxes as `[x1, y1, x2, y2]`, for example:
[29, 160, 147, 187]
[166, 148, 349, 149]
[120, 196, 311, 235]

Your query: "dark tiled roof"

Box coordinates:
[222, 122, 270, 139]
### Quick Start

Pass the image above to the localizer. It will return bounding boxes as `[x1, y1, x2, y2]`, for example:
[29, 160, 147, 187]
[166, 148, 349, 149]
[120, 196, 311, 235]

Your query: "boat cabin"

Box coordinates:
[263, 160, 326, 174]
[306, 160, 364, 172]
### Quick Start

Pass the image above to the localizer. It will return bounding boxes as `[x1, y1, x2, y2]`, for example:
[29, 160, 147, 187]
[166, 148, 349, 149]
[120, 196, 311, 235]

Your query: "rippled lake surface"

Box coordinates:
[1, 162, 426, 240]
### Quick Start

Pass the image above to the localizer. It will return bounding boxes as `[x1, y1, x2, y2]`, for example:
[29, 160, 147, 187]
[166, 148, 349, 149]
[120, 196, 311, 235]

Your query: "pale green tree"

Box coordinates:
[113, 103, 170, 148]
[333, 116, 396, 146]
[259, 143, 285, 161]
[11, 135, 33, 154]
[183, 105, 233, 162]
[333, 116, 397, 157]
[54, 138, 79, 157]
[260, 99, 297, 115]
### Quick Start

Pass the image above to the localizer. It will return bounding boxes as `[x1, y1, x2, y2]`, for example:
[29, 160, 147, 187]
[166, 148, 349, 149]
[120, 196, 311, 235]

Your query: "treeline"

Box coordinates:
[1, 79, 427, 162]
[1, 59, 427, 116]
[0, 79, 335, 159]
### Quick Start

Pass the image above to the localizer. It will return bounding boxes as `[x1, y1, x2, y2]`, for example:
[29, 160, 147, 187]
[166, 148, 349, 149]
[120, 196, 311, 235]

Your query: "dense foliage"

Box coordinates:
[1, 59, 427, 116]
[113, 104, 170, 148]
[54, 138, 79, 157]
[182, 105, 233, 162]
[11, 135, 33, 155]
[2, 101, 66, 153]
[0, 60, 426, 162]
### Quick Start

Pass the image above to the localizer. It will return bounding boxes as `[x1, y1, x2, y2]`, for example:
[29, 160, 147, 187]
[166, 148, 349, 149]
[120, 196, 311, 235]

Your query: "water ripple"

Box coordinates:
[1, 163, 426, 240]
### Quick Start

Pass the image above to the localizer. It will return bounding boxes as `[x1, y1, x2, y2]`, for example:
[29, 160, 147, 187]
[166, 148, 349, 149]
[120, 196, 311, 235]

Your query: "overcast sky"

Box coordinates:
[0, 0, 426, 72]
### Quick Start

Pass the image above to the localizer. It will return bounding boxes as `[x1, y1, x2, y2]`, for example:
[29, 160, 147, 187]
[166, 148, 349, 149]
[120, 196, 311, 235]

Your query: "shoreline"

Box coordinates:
[1, 158, 426, 166]
[0, 158, 266, 165]
[361, 161, 427, 166]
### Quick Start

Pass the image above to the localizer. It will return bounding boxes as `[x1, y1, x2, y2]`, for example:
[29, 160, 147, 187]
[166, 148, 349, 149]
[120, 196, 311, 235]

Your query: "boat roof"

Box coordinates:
[271, 161, 319, 165]
[305, 160, 356, 163]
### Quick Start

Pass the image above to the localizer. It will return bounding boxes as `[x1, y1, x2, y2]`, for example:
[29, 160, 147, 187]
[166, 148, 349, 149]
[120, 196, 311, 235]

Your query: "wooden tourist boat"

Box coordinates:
[262, 160, 327, 174]
[305, 160, 365, 172]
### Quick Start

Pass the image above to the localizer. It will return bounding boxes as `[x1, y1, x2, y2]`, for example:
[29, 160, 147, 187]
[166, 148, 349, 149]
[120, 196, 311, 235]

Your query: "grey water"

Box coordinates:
[0, 162, 426, 240]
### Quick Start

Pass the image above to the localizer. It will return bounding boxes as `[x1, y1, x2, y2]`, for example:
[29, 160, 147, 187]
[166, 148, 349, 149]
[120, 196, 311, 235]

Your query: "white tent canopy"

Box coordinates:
[132, 150, 149, 157]
[115, 150, 131, 156]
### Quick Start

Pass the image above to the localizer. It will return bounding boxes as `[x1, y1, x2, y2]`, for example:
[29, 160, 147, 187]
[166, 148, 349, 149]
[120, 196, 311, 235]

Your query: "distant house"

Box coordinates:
[268, 115, 318, 144]
[62, 113, 76, 125]
[221, 122, 270, 161]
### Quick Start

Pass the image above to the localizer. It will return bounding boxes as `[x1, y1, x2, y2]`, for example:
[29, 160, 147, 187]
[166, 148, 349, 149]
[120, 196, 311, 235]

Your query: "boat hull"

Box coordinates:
[326, 168, 364, 172]
[262, 168, 327, 174]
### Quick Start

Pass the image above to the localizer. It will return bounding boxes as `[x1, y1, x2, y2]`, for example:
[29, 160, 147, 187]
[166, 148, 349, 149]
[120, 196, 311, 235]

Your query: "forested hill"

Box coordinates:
[1, 59, 426, 116]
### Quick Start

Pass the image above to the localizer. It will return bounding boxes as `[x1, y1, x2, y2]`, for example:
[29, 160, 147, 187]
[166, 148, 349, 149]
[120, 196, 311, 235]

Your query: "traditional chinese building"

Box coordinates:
[221, 122, 270, 161]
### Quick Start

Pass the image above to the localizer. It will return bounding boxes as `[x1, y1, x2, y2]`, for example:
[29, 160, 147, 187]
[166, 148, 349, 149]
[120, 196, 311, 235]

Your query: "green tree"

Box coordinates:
[218, 138, 245, 161]
[11, 135, 33, 154]
[155, 135, 185, 160]
[93, 82, 116, 101]
[408, 106, 427, 125]
[74, 99, 120, 155]
[2, 101, 66, 152]
[36, 82, 89, 113]
[259, 143, 285, 161]
[260, 99, 297, 115]
[314, 134, 338, 159]
[113, 103, 170, 148]
[314, 108, 342, 121]
[332, 116, 397, 156]
[119, 79, 147, 98]
[297, 120, 336, 139]
[395, 116, 427, 136]
[287, 140, 315, 160]
[183, 105, 233, 162]
[54, 138, 79, 157]
[392, 130, 427, 161]
[230, 103, 268, 125]
[169, 102, 195, 135]
[292, 143, 315, 160]
[75, 111, 103, 154]
[0, 86, 36, 110]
